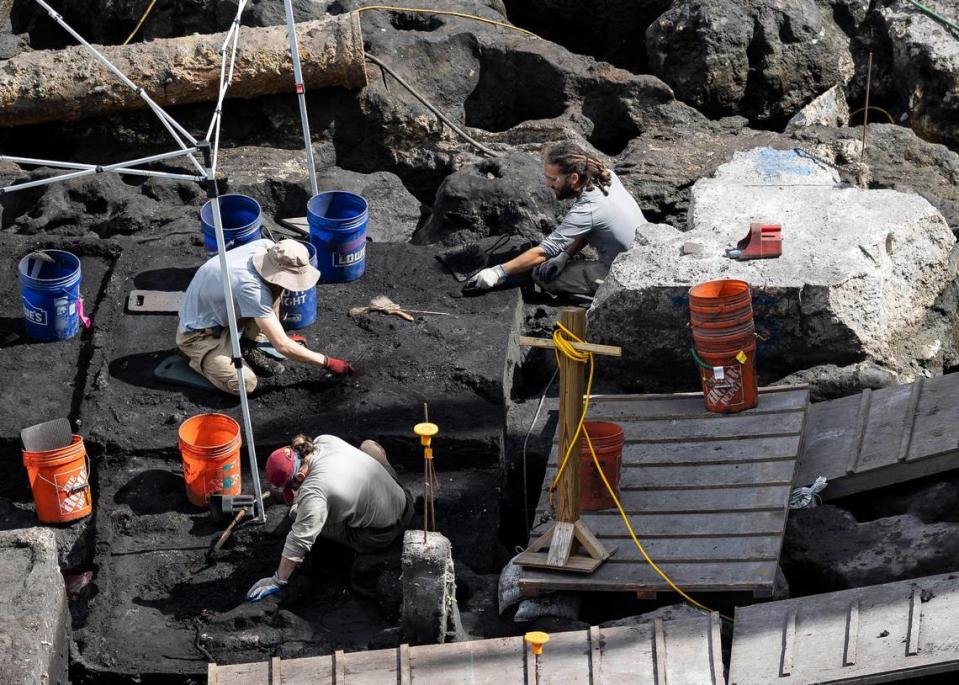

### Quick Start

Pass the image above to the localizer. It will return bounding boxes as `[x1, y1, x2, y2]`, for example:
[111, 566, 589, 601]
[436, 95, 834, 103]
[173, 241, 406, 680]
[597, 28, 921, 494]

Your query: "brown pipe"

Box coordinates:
[0, 12, 366, 128]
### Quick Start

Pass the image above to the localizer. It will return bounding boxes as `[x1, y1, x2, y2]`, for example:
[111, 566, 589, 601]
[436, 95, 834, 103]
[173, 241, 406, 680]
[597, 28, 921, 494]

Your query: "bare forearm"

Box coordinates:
[276, 556, 299, 582]
[502, 245, 550, 276]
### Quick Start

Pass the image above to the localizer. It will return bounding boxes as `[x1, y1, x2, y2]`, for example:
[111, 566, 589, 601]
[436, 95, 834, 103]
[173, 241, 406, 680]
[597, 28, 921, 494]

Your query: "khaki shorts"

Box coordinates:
[175, 319, 261, 395]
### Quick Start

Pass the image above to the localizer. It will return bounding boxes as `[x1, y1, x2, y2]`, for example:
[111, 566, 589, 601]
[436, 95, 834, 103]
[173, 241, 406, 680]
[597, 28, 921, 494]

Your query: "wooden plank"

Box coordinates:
[857, 383, 916, 471]
[279, 655, 333, 684]
[411, 636, 526, 684]
[906, 372, 959, 462]
[546, 460, 797, 489]
[846, 388, 872, 473]
[795, 393, 860, 485]
[546, 521, 576, 567]
[552, 411, 805, 443]
[585, 388, 807, 420]
[536, 628, 591, 684]
[532, 484, 791, 513]
[398, 644, 412, 684]
[215, 661, 269, 684]
[270, 656, 281, 685]
[897, 377, 924, 463]
[519, 335, 622, 357]
[779, 607, 797, 677]
[588, 626, 604, 684]
[729, 571, 959, 684]
[513, 551, 603, 574]
[208, 663, 219, 685]
[907, 586, 922, 656]
[333, 650, 345, 684]
[535, 510, 787, 538]
[653, 618, 668, 684]
[126, 289, 184, 312]
[595, 625, 656, 684]
[708, 612, 724, 684]
[521, 560, 777, 594]
[340, 647, 399, 684]
[843, 601, 859, 667]
[616, 435, 802, 466]
[557, 533, 781, 563]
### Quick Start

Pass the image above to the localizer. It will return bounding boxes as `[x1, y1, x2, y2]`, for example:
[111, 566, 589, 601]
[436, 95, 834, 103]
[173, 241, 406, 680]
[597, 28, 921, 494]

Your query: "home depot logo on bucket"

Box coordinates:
[705, 364, 745, 408]
[57, 465, 90, 515]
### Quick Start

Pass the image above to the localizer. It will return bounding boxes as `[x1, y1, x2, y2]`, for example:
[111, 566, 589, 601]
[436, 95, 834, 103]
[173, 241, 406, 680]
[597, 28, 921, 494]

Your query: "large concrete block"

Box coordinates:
[591, 147, 957, 384]
[0, 527, 69, 685]
[401, 530, 459, 644]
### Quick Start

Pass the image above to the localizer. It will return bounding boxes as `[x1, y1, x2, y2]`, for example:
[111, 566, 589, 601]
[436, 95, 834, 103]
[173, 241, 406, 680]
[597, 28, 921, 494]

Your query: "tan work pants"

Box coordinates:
[175, 319, 260, 395]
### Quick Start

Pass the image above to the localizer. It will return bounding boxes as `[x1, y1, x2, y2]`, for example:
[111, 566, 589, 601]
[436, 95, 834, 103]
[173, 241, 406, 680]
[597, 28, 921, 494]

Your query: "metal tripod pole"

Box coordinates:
[282, 0, 318, 196]
[200, 141, 266, 523]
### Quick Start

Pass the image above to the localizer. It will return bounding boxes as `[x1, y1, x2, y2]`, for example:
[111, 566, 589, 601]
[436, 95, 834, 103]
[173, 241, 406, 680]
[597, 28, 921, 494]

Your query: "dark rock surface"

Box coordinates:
[415, 152, 560, 246]
[647, 0, 855, 125]
[782, 504, 959, 595]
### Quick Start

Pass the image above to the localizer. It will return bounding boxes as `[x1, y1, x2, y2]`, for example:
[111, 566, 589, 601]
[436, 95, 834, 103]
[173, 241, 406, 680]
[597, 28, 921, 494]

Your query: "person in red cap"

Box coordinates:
[176, 238, 354, 395]
[247, 433, 413, 601]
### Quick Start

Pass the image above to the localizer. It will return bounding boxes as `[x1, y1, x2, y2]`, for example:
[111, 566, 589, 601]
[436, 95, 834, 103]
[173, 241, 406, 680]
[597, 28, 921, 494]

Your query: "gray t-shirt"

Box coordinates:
[178, 238, 276, 333]
[539, 171, 646, 266]
[282, 435, 408, 561]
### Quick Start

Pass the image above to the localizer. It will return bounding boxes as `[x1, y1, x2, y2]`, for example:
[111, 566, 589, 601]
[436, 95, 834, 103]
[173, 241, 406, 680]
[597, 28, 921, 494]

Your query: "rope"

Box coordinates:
[365, 53, 499, 157]
[848, 106, 896, 126]
[355, 5, 540, 39]
[548, 323, 731, 621]
[906, 0, 959, 35]
[122, 0, 159, 45]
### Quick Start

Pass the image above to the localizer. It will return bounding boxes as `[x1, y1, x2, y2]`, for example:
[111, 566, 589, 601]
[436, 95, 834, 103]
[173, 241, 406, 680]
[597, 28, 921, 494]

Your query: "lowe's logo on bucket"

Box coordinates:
[333, 245, 366, 268]
[23, 297, 48, 326]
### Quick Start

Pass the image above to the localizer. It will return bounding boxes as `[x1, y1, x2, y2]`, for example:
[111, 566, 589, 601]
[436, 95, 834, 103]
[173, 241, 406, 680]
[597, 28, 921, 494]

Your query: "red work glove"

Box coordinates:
[324, 356, 354, 375]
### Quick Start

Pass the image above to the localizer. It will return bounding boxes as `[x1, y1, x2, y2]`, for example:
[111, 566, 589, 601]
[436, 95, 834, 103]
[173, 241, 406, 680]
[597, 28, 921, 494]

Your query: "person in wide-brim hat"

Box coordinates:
[176, 238, 354, 396]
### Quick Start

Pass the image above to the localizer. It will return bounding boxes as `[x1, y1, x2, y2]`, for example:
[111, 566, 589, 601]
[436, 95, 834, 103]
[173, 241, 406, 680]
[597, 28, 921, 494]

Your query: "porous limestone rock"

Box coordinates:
[590, 147, 956, 386]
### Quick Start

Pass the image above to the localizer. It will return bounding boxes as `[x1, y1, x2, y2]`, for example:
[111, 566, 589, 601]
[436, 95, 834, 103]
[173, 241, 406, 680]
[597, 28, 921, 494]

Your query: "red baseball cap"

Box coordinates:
[265, 446, 299, 504]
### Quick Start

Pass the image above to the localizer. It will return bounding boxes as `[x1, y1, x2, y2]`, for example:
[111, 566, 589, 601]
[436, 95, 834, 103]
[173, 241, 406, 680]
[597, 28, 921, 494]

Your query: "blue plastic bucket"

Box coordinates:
[280, 241, 318, 330]
[18, 250, 83, 342]
[200, 194, 263, 257]
[307, 191, 368, 282]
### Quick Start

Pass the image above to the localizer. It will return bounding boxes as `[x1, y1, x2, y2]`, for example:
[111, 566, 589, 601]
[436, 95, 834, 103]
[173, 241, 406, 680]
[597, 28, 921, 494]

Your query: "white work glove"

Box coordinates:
[467, 265, 507, 290]
[246, 573, 287, 602]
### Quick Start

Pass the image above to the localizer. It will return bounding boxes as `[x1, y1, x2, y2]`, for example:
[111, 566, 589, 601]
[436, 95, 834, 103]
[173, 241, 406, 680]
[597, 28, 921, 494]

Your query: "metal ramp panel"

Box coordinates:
[796, 372, 959, 500]
[520, 386, 808, 597]
[728, 571, 959, 684]
[208, 613, 725, 684]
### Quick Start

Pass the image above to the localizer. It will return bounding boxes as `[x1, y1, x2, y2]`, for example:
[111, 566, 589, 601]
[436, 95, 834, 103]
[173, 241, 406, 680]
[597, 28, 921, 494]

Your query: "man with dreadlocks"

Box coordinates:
[466, 142, 646, 296]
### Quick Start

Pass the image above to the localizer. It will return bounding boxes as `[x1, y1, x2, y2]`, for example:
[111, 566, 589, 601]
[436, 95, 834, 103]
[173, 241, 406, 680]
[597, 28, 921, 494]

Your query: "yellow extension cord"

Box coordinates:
[549, 322, 732, 622]
[356, 5, 540, 39]
[123, 0, 159, 45]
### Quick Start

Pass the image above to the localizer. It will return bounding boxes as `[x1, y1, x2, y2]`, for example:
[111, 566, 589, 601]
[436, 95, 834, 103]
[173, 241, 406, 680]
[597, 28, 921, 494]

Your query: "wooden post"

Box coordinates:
[514, 307, 618, 574]
[555, 307, 585, 525]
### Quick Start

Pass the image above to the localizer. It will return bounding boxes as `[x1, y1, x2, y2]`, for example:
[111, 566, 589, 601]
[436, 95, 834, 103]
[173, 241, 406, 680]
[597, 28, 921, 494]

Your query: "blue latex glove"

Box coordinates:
[533, 251, 571, 283]
[246, 573, 287, 602]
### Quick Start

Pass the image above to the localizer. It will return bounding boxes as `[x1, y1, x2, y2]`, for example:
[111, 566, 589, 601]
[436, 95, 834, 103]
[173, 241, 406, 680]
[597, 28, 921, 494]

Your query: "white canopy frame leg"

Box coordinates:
[282, 0, 319, 196]
[200, 141, 267, 523]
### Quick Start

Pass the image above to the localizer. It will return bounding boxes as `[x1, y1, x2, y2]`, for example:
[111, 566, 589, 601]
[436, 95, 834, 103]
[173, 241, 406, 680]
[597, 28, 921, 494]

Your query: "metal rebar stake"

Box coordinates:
[200, 142, 266, 523]
[861, 52, 873, 162]
[282, 0, 319, 196]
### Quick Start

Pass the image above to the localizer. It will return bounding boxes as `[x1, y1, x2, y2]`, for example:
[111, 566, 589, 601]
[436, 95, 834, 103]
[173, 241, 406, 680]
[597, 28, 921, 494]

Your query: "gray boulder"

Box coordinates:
[877, 0, 959, 148]
[775, 361, 899, 402]
[782, 505, 959, 592]
[646, 0, 855, 124]
[590, 147, 957, 388]
[785, 85, 850, 133]
[414, 152, 560, 246]
[0, 528, 70, 685]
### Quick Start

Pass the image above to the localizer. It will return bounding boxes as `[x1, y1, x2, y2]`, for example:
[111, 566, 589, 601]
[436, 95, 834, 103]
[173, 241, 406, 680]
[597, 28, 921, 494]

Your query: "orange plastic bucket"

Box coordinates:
[22, 435, 92, 524]
[177, 413, 242, 507]
[696, 339, 759, 413]
[688, 279, 752, 329]
[579, 421, 625, 511]
[691, 320, 756, 352]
